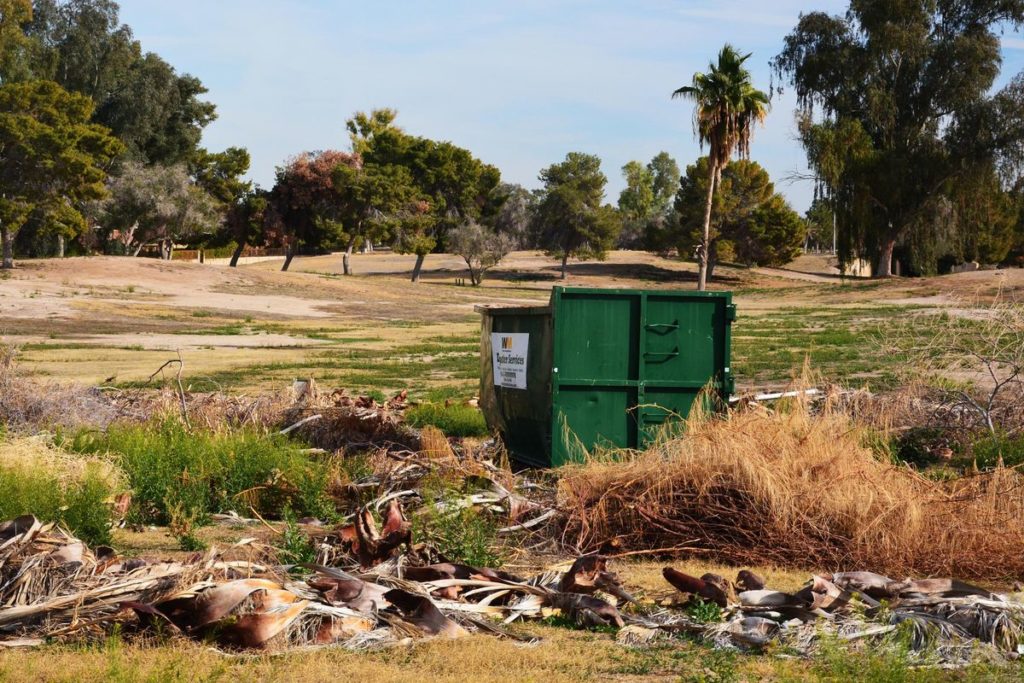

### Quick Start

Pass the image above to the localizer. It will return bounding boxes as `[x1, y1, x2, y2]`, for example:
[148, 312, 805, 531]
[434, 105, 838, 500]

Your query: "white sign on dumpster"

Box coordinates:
[491, 332, 529, 390]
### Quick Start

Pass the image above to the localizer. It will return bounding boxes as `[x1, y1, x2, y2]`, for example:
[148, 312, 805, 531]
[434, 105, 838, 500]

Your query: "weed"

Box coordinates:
[0, 439, 120, 546]
[67, 421, 336, 526]
[406, 403, 489, 438]
[963, 432, 1024, 469]
[275, 510, 317, 573]
[190, 310, 214, 318]
[684, 597, 723, 624]
[167, 500, 206, 551]
[413, 505, 502, 567]
[540, 613, 617, 634]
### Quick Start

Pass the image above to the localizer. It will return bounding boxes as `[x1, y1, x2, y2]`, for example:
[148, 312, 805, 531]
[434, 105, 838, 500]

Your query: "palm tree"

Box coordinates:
[673, 45, 770, 290]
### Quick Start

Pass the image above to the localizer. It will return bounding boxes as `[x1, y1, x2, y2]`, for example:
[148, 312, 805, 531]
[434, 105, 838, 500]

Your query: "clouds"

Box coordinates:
[114, 0, 1018, 213]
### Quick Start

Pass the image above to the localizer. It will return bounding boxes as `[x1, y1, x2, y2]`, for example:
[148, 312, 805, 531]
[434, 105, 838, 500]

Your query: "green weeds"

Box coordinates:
[405, 403, 489, 438]
[0, 455, 117, 546]
[64, 421, 336, 526]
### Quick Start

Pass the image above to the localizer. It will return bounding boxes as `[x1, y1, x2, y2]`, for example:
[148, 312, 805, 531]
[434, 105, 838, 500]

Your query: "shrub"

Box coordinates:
[405, 403, 489, 438]
[65, 421, 336, 526]
[0, 438, 124, 545]
[963, 433, 1024, 470]
[892, 426, 954, 467]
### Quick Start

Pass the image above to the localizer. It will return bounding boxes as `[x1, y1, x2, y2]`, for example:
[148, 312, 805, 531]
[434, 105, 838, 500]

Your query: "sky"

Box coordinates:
[116, 0, 1024, 213]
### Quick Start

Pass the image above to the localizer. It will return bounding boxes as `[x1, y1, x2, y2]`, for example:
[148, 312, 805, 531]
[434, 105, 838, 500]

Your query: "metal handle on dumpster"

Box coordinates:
[645, 321, 679, 332]
[644, 346, 679, 359]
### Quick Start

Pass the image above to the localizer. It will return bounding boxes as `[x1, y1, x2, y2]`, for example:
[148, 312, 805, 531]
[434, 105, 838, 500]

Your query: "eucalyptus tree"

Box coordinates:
[773, 0, 1024, 277]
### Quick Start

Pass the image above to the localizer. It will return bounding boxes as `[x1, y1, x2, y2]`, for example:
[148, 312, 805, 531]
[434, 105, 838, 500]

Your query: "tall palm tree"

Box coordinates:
[673, 45, 770, 291]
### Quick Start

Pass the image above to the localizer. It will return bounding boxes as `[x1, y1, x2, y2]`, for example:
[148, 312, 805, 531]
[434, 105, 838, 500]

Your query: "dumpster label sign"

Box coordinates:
[491, 333, 529, 390]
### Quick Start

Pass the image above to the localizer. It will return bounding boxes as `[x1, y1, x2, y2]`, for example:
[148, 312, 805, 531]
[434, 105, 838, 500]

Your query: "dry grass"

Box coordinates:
[559, 393, 1024, 580]
[0, 437, 125, 491]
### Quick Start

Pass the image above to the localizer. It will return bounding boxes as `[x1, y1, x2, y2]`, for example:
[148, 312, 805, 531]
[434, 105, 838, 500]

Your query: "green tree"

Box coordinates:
[0, 79, 122, 268]
[617, 152, 682, 249]
[0, 0, 32, 82]
[617, 160, 654, 248]
[618, 160, 655, 222]
[804, 198, 834, 254]
[99, 161, 218, 259]
[534, 152, 621, 278]
[671, 157, 803, 274]
[346, 107, 399, 155]
[223, 187, 268, 267]
[359, 124, 500, 282]
[649, 152, 680, 213]
[25, 0, 215, 164]
[331, 159, 416, 275]
[190, 146, 251, 206]
[673, 44, 769, 290]
[773, 0, 1024, 277]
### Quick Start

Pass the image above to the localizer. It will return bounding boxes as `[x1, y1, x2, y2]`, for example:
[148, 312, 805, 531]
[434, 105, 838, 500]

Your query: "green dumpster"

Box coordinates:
[477, 286, 735, 468]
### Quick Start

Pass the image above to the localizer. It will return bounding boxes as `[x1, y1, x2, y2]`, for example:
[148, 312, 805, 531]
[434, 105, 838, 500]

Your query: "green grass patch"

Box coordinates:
[63, 421, 337, 526]
[0, 440, 121, 545]
[405, 403, 489, 438]
[963, 433, 1024, 469]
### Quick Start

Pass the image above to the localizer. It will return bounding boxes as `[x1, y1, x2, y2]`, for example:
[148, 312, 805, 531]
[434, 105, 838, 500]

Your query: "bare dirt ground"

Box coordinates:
[1, 251, 1020, 391]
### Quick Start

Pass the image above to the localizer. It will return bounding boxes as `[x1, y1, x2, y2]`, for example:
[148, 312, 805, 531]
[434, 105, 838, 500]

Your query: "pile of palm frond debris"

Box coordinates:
[4, 514, 1024, 667]
[652, 566, 1024, 666]
[0, 513, 625, 651]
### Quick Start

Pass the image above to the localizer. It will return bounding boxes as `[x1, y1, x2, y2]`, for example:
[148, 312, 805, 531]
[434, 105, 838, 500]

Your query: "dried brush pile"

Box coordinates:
[0, 345, 116, 433]
[558, 396, 1024, 580]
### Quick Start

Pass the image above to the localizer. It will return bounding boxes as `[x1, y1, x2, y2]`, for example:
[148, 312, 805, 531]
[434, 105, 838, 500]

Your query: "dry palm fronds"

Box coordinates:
[658, 565, 1024, 664]
[559, 394, 1024, 579]
[0, 515, 620, 651]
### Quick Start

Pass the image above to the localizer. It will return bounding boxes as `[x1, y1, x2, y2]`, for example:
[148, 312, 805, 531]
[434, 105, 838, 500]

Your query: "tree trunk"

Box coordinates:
[57, 234, 65, 258]
[165, 239, 174, 261]
[229, 240, 246, 267]
[342, 236, 356, 275]
[560, 252, 568, 279]
[697, 159, 717, 291]
[411, 253, 425, 282]
[281, 243, 295, 271]
[876, 238, 896, 278]
[1, 226, 13, 269]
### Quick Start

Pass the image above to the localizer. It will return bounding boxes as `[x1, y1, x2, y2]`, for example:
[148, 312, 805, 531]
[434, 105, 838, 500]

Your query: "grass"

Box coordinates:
[62, 421, 338, 526]
[1, 625, 1021, 682]
[0, 437, 124, 545]
[405, 402, 489, 437]
[732, 305, 931, 387]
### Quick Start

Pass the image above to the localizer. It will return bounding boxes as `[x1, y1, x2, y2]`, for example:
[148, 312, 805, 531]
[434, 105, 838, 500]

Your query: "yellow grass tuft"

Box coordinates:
[0, 437, 126, 492]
